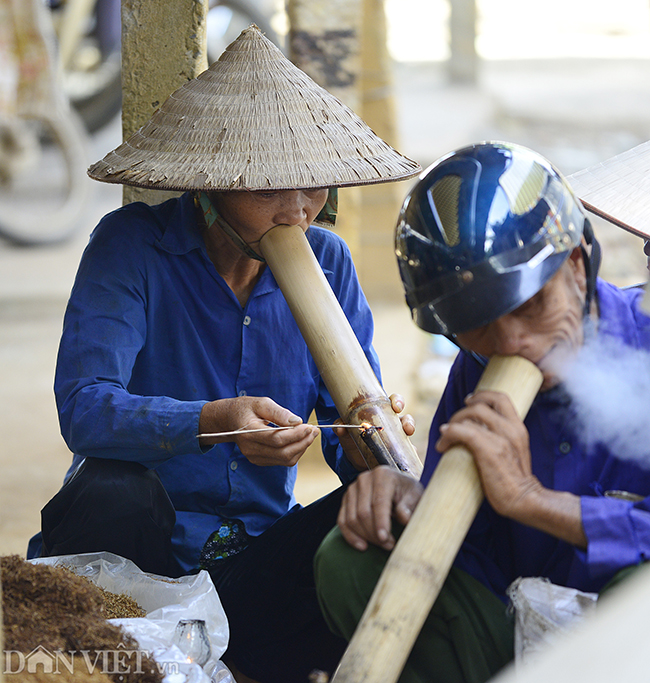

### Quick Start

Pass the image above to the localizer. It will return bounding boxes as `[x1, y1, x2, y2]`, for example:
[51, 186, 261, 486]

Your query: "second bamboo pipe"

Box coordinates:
[259, 224, 422, 477]
[330, 354, 543, 683]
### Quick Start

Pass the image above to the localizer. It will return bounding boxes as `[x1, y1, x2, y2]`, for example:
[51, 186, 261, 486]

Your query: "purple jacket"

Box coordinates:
[421, 279, 650, 597]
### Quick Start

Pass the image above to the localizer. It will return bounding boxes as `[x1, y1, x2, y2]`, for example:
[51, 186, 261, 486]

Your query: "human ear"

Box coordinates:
[567, 247, 587, 296]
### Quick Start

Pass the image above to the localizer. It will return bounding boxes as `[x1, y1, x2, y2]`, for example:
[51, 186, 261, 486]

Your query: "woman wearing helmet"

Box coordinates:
[316, 141, 650, 683]
[28, 26, 420, 683]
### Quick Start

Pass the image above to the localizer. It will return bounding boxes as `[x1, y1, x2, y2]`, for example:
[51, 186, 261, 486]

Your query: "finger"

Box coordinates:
[452, 395, 527, 453]
[369, 468, 402, 549]
[436, 419, 485, 452]
[435, 419, 505, 459]
[338, 483, 369, 551]
[333, 424, 348, 439]
[389, 393, 405, 414]
[340, 470, 394, 550]
[464, 390, 519, 419]
[244, 423, 316, 447]
[400, 413, 416, 437]
[349, 471, 380, 542]
[254, 397, 304, 427]
[241, 426, 318, 465]
[393, 478, 423, 525]
[445, 396, 517, 436]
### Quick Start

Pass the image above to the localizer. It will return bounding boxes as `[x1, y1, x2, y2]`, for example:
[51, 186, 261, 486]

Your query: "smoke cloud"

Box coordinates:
[557, 334, 650, 464]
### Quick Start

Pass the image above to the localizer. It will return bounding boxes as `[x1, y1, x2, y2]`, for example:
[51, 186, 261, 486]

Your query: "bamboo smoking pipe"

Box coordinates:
[258, 224, 422, 477]
[330, 354, 543, 683]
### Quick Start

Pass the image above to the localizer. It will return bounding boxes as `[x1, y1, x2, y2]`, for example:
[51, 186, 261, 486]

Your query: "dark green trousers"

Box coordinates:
[314, 526, 514, 683]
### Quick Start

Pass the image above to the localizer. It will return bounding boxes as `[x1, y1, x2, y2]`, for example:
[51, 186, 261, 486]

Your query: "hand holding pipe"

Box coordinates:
[330, 354, 543, 683]
[258, 224, 422, 477]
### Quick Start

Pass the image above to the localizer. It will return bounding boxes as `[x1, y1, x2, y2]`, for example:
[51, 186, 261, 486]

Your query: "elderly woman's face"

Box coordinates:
[209, 189, 329, 244]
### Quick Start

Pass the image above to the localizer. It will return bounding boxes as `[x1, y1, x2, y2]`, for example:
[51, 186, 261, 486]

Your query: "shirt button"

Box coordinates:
[230, 461, 238, 471]
[559, 441, 571, 455]
[238, 390, 247, 397]
[243, 316, 251, 326]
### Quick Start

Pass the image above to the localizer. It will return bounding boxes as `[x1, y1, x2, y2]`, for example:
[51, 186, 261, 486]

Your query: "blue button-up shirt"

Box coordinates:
[421, 279, 650, 597]
[54, 192, 379, 571]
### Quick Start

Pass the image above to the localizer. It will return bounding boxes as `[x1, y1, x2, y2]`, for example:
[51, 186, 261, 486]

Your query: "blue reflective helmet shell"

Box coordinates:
[395, 141, 585, 335]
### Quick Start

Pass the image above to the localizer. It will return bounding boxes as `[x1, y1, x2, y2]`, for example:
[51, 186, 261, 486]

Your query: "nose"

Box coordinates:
[489, 315, 532, 357]
[272, 191, 307, 227]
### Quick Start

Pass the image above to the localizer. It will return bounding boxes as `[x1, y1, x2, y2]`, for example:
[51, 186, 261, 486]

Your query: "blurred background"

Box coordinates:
[1, 0, 649, 555]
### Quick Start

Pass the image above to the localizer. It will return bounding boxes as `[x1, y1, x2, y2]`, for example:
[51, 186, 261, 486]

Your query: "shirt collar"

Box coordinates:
[156, 192, 206, 255]
[247, 228, 336, 299]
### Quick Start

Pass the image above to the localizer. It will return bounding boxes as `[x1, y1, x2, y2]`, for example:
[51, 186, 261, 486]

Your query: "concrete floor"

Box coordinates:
[1, 56, 649, 556]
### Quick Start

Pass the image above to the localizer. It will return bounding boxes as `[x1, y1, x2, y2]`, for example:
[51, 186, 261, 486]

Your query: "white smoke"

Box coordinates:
[557, 334, 650, 464]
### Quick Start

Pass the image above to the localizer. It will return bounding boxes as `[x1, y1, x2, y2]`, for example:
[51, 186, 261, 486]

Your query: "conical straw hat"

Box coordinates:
[88, 25, 421, 192]
[567, 139, 650, 239]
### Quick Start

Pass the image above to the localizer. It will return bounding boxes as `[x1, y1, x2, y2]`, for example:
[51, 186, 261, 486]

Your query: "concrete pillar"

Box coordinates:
[358, 0, 407, 302]
[121, 0, 208, 206]
[287, 0, 407, 302]
[286, 0, 364, 256]
[449, 0, 478, 84]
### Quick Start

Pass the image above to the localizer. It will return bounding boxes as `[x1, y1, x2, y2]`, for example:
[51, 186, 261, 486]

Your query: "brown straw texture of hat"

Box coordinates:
[88, 25, 421, 192]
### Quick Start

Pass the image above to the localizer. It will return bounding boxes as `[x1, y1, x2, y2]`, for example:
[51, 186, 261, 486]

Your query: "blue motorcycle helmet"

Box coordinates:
[395, 141, 599, 336]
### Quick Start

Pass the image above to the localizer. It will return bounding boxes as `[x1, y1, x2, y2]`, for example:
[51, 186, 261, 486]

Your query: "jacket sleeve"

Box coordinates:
[54, 213, 206, 467]
[582, 495, 650, 583]
[422, 351, 650, 593]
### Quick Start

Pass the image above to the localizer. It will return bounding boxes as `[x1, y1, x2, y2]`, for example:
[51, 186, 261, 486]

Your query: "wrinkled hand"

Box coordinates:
[199, 396, 319, 467]
[337, 465, 423, 552]
[334, 393, 416, 470]
[435, 390, 542, 521]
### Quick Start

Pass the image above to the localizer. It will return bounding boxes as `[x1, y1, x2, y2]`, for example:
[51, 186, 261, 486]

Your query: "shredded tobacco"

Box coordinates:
[96, 586, 146, 620]
[1, 555, 161, 683]
[57, 565, 147, 619]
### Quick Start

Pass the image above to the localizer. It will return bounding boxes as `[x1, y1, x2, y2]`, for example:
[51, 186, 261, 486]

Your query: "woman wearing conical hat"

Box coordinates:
[29, 26, 420, 682]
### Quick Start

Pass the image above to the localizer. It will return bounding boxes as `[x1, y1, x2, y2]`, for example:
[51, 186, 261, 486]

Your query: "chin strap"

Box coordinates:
[581, 217, 601, 317]
[194, 191, 266, 262]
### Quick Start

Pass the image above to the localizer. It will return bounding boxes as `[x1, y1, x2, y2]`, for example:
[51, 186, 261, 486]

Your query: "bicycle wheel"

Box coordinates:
[53, 0, 123, 133]
[66, 50, 122, 134]
[207, 0, 281, 64]
[0, 111, 91, 246]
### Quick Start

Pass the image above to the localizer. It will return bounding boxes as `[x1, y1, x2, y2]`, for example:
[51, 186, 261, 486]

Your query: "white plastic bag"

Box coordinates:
[32, 551, 233, 683]
[507, 576, 598, 666]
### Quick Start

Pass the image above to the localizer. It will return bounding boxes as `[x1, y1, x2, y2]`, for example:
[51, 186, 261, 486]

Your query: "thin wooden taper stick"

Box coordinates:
[330, 355, 543, 683]
[197, 424, 367, 438]
[259, 225, 422, 477]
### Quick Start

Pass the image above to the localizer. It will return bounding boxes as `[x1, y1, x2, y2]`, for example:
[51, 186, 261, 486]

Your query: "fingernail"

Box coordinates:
[377, 528, 388, 542]
[439, 423, 448, 432]
[288, 415, 301, 425]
